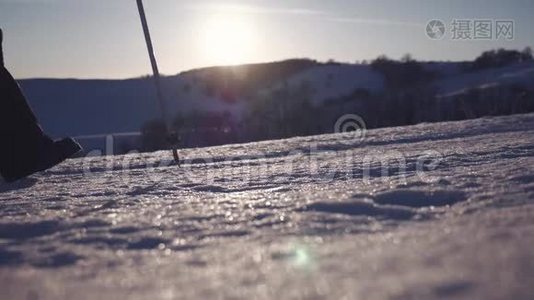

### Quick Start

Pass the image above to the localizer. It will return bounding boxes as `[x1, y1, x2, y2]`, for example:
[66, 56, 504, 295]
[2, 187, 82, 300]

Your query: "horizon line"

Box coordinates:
[14, 56, 477, 81]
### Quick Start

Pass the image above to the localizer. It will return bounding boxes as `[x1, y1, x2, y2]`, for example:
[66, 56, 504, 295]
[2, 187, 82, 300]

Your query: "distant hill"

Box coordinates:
[16, 50, 534, 152]
[19, 59, 319, 137]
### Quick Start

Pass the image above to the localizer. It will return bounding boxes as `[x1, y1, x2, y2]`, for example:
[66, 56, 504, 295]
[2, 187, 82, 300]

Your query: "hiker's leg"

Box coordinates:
[0, 28, 50, 180]
[0, 29, 52, 181]
[0, 28, 81, 182]
[0, 67, 40, 126]
[0, 67, 46, 179]
[0, 28, 42, 133]
[0, 28, 3, 68]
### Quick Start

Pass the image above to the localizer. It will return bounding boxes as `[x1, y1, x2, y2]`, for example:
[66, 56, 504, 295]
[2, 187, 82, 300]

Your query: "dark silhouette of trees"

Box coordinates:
[471, 47, 533, 70]
[139, 49, 534, 152]
[141, 119, 168, 152]
[370, 54, 434, 90]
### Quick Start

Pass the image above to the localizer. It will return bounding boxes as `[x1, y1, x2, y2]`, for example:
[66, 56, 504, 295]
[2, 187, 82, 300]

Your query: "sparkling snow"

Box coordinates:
[1, 113, 534, 299]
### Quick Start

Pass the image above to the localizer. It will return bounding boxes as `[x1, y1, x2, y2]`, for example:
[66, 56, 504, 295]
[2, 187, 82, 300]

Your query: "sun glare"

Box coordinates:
[197, 14, 259, 66]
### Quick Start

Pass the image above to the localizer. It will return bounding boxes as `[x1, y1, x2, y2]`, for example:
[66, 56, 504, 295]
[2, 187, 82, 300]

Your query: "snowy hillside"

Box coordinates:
[262, 64, 384, 105]
[16, 57, 534, 152]
[434, 61, 534, 97]
[19, 59, 534, 135]
[1, 113, 533, 299]
[18, 59, 319, 138]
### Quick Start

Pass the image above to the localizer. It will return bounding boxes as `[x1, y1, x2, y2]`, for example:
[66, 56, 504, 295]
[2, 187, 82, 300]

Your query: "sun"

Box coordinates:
[198, 14, 258, 66]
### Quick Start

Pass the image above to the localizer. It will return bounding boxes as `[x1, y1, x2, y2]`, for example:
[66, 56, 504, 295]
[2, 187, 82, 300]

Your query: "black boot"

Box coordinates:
[1, 134, 82, 183]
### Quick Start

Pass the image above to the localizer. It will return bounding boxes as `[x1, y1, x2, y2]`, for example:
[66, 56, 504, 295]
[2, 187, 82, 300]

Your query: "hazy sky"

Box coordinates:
[1, 0, 533, 79]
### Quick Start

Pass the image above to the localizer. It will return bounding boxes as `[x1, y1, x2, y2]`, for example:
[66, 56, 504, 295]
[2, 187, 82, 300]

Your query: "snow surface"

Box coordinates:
[1, 113, 534, 300]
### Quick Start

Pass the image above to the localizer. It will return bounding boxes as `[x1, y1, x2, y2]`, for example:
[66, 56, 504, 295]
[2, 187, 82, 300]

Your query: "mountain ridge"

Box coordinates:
[15, 52, 534, 153]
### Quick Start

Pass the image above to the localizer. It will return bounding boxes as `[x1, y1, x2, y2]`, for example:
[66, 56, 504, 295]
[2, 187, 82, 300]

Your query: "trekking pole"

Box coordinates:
[136, 0, 181, 166]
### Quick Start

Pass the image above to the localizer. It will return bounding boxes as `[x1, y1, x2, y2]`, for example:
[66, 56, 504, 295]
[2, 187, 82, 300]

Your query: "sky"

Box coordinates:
[1, 0, 533, 79]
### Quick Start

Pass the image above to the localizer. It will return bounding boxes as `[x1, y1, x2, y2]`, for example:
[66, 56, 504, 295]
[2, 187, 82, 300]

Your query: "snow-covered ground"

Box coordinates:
[1, 113, 534, 300]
